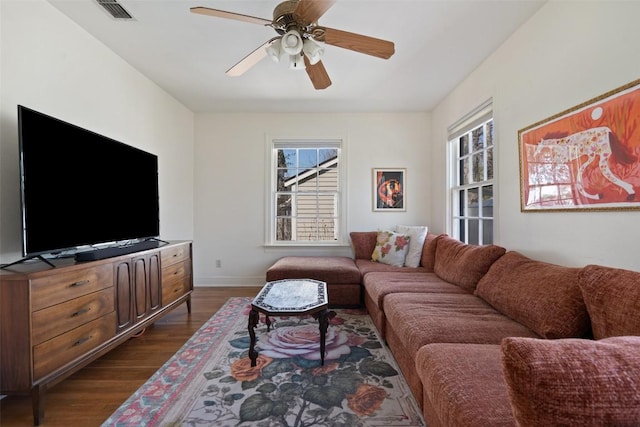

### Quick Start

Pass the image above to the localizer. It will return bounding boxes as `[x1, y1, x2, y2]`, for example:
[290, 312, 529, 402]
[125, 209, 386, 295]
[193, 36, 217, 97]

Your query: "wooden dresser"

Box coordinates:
[0, 240, 193, 425]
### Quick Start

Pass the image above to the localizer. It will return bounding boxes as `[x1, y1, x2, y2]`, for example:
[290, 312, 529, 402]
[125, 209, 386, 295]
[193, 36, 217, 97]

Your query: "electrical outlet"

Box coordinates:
[215, 259, 222, 268]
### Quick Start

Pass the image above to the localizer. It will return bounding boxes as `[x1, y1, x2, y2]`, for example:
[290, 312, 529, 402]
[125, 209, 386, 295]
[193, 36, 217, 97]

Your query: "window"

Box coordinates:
[266, 139, 345, 245]
[448, 102, 494, 245]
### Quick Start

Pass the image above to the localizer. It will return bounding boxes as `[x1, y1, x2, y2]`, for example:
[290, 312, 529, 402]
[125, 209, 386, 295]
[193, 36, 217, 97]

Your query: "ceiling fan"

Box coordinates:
[190, 0, 395, 90]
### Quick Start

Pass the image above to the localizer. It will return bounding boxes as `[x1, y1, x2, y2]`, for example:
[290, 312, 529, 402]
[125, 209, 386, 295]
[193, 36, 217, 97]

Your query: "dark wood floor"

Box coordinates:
[0, 286, 262, 427]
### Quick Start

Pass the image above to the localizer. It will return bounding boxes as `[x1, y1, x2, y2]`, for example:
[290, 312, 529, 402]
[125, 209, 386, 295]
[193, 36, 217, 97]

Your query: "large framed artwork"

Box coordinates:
[519, 78, 640, 212]
[373, 168, 406, 211]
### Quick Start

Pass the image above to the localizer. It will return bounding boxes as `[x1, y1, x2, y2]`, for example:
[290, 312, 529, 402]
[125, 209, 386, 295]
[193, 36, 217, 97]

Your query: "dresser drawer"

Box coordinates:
[31, 264, 113, 311]
[32, 289, 115, 345]
[162, 281, 188, 306]
[162, 259, 190, 287]
[162, 259, 191, 305]
[33, 311, 116, 381]
[161, 243, 190, 266]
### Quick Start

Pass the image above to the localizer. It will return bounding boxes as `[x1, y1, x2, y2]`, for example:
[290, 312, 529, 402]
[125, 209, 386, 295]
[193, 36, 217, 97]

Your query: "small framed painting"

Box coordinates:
[519, 78, 640, 212]
[373, 168, 406, 211]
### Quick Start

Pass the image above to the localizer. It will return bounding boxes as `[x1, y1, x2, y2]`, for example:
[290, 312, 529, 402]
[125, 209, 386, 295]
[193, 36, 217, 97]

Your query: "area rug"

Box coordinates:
[102, 297, 425, 426]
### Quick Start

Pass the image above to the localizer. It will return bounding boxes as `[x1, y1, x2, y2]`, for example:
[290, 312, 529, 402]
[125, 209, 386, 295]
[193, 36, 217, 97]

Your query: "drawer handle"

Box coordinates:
[73, 336, 92, 346]
[70, 280, 90, 288]
[71, 308, 90, 317]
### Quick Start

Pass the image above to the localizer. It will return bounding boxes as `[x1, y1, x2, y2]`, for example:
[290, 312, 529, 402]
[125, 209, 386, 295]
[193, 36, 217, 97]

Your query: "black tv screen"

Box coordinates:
[18, 105, 160, 257]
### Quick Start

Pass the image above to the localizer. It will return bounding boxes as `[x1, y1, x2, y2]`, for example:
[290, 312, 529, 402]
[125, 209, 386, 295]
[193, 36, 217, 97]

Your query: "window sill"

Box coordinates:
[263, 242, 351, 251]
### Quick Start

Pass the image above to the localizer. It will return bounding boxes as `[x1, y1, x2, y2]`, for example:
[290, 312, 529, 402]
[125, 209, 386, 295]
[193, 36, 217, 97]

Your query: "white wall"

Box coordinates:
[431, 1, 640, 270]
[8, 0, 635, 284]
[0, 0, 194, 263]
[194, 113, 430, 285]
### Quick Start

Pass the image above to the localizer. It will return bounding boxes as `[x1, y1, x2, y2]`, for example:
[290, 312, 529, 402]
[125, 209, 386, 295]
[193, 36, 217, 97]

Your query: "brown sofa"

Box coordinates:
[266, 231, 640, 426]
[358, 232, 640, 426]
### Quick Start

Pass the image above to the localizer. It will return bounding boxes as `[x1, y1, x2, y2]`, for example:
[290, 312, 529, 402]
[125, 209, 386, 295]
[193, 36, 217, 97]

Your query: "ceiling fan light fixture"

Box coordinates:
[281, 30, 303, 55]
[302, 38, 324, 65]
[266, 39, 283, 63]
[288, 53, 306, 70]
[190, 0, 394, 89]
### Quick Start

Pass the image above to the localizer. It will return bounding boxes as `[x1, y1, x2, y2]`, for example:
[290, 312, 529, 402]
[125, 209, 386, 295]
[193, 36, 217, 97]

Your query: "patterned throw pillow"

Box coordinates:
[395, 225, 428, 268]
[371, 231, 411, 267]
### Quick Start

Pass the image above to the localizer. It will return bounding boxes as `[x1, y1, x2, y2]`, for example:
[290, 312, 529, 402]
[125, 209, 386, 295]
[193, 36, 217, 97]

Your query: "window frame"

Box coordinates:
[264, 137, 348, 247]
[447, 101, 495, 245]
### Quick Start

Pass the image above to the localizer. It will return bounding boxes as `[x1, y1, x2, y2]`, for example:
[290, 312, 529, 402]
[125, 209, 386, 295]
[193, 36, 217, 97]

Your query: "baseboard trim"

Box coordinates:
[195, 283, 263, 288]
[195, 276, 265, 286]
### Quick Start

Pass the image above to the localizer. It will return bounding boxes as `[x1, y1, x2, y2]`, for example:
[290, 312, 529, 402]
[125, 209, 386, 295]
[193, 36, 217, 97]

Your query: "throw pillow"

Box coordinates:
[371, 231, 411, 267]
[433, 235, 506, 292]
[395, 225, 428, 268]
[475, 251, 589, 339]
[579, 264, 640, 339]
[501, 336, 640, 427]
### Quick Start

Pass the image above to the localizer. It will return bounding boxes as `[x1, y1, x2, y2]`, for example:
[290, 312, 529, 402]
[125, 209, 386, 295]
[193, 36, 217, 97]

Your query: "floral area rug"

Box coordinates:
[102, 297, 425, 427]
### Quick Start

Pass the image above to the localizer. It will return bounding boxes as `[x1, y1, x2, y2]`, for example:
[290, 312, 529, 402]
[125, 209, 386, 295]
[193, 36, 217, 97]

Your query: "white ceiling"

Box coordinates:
[48, 0, 545, 113]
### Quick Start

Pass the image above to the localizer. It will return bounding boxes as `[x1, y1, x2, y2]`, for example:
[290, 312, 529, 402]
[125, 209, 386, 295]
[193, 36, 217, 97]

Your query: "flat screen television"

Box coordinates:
[17, 105, 160, 258]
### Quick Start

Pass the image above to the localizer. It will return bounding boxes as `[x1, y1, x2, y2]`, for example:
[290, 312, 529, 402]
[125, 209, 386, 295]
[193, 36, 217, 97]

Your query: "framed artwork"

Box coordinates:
[373, 168, 406, 211]
[519, 78, 640, 212]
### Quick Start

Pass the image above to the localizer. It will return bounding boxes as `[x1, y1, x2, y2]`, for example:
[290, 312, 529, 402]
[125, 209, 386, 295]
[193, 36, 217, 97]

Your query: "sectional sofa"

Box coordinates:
[267, 230, 640, 426]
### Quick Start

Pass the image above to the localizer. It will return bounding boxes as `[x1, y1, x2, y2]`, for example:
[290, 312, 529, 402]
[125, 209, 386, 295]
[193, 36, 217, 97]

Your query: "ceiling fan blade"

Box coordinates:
[304, 56, 332, 90]
[295, 0, 336, 24]
[321, 27, 395, 59]
[226, 38, 279, 77]
[190, 6, 272, 26]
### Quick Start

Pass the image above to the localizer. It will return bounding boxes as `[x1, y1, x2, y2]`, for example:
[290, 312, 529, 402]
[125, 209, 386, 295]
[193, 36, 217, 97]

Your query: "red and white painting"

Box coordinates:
[519, 79, 640, 211]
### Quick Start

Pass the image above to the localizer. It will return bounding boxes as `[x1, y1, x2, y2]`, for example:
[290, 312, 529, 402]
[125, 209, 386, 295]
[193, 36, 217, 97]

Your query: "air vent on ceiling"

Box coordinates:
[96, 0, 133, 20]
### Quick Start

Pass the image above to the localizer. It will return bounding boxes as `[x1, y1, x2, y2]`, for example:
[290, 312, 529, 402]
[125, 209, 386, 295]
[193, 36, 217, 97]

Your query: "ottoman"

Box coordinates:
[266, 256, 362, 307]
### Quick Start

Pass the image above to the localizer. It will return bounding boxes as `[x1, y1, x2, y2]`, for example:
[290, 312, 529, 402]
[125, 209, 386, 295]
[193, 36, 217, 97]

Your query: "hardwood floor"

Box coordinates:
[0, 286, 262, 427]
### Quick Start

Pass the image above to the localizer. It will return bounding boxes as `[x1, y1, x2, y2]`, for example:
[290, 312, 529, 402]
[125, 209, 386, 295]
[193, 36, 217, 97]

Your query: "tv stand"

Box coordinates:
[0, 240, 193, 425]
[0, 254, 55, 270]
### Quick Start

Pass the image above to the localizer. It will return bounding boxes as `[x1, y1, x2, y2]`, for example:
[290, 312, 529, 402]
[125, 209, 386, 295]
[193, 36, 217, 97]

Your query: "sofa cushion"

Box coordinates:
[475, 251, 589, 339]
[363, 272, 465, 311]
[371, 230, 411, 267]
[350, 231, 378, 260]
[265, 256, 361, 284]
[416, 343, 516, 427]
[395, 225, 428, 268]
[501, 336, 640, 427]
[384, 292, 539, 357]
[363, 272, 463, 338]
[355, 259, 426, 276]
[419, 232, 442, 272]
[433, 236, 506, 292]
[579, 264, 640, 339]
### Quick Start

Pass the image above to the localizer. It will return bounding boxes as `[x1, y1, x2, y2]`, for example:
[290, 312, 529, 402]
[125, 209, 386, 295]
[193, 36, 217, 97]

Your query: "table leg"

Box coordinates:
[316, 309, 336, 366]
[248, 308, 260, 367]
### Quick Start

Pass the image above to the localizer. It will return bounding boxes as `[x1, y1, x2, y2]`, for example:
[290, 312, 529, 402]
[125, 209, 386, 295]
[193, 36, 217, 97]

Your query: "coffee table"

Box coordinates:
[248, 279, 335, 367]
